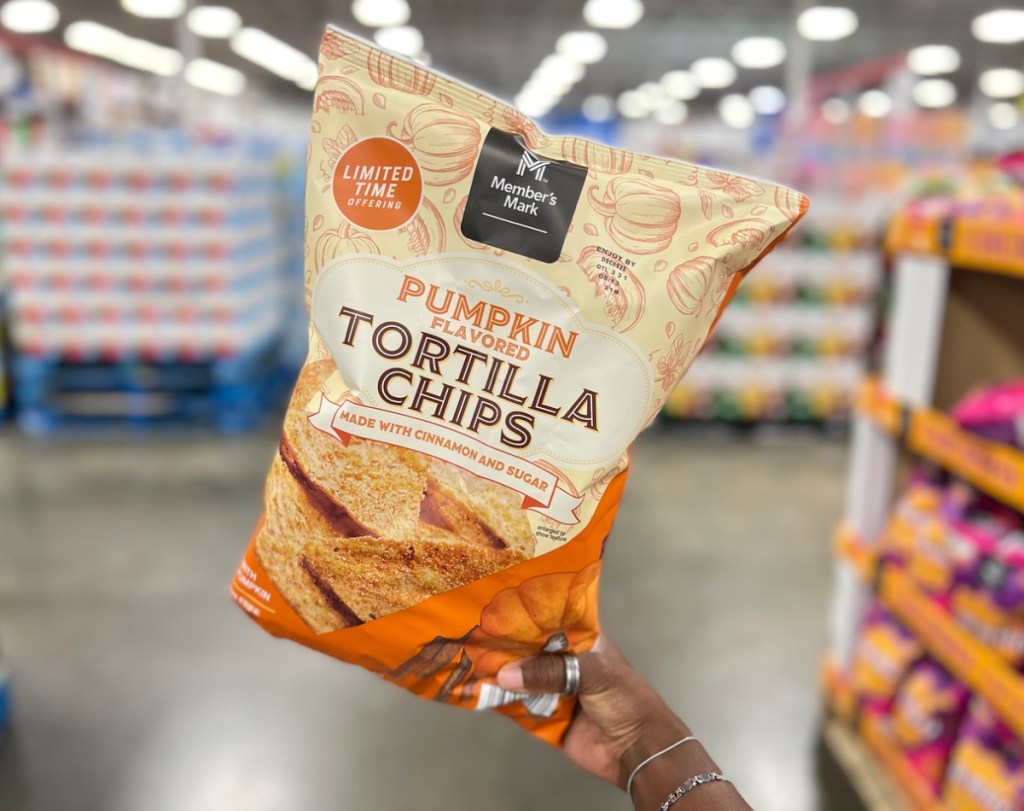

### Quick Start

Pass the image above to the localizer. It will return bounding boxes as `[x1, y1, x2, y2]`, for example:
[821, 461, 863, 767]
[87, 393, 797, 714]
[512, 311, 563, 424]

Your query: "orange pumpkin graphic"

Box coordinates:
[366, 51, 437, 96]
[561, 138, 633, 175]
[587, 178, 681, 255]
[399, 198, 446, 256]
[388, 105, 481, 186]
[464, 562, 601, 678]
[314, 223, 380, 270]
[314, 76, 366, 116]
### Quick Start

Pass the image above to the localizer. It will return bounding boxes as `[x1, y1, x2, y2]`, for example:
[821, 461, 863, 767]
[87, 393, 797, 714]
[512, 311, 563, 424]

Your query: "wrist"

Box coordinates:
[619, 713, 691, 785]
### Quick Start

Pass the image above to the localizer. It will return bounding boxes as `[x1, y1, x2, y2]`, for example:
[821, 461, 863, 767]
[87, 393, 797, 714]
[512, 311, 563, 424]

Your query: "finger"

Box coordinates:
[497, 652, 598, 694]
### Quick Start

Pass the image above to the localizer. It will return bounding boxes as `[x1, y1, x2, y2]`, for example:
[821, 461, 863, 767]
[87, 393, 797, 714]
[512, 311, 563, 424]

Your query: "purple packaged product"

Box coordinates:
[943, 698, 1024, 810]
[851, 604, 923, 714]
[891, 660, 970, 788]
[952, 382, 1024, 450]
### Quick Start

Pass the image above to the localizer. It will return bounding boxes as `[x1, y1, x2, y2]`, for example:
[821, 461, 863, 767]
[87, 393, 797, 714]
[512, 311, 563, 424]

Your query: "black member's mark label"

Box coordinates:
[461, 129, 587, 264]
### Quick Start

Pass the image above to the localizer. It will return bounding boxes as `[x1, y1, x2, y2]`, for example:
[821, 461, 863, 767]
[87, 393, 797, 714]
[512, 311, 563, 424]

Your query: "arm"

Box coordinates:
[496, 637, 753, 810]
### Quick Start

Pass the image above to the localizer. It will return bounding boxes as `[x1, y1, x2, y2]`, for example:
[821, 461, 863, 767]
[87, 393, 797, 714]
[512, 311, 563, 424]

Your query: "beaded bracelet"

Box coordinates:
[658, 772, 729, 810]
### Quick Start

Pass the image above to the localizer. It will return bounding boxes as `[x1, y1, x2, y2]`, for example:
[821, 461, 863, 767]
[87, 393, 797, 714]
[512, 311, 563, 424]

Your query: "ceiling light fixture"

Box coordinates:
[858, 89, 892, 118]
[660, 69, 699, 100]
[731, 36, 786, 69]
[65, 21, 183, 76]
[988, 101, 1020, 130]
[185, 57, 245, 95]
[352, 0, 410, 28]
[906, 44, 960, 76]
[121, 0, 185, 20]
[655, 99, 687, 125]
[971, 9, 1024, 44]
[749, 85, 786, 115]
[374, 25, 423, 57]
[617, 89, 648, 119]
[556, 30, 607, 64]
[912, 78, 956, 108]
[979, 67, 1024, 98]
[821, 97, 850, 124]
[719, 94, 754, 128]
[691, 57, 736, 89]
[583, 0, 643, 30]
[231, 27, 316, 88]
[797, 6, 858, 41]
[186, 5, 241, 38]
[0, 0, 58, 33]
[582, 94, 615, 121]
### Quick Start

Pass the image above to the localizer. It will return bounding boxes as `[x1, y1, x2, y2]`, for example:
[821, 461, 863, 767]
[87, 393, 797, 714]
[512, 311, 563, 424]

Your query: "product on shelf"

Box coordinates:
[943, 698, 1024, 810]
[851, 604, 924, 714]
[952, 382, 1024, 451]
[891, 659, 971, 790]
[0, 132, 299, 432]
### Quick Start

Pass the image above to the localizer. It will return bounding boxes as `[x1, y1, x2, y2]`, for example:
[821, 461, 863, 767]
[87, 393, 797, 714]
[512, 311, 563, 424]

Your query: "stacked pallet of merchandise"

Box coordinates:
[664, 192, 882, 423]
[822, 178, 1024, 809]
[0, 133, 288, 433]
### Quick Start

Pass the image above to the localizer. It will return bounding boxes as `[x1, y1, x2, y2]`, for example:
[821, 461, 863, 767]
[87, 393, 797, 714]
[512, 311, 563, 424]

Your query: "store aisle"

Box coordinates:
[0, 427, 845, 811]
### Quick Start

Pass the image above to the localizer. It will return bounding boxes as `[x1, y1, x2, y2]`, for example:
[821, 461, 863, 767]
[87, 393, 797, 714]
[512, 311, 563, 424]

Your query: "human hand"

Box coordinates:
[496, 636, 688, 788]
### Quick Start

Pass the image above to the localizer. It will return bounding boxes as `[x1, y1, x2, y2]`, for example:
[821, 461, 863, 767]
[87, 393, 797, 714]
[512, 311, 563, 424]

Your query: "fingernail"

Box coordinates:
[496, 664, 524, 690]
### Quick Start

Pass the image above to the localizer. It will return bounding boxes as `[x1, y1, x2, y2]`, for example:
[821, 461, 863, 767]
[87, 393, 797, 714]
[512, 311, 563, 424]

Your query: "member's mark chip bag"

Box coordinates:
[232, 26, 808, 744]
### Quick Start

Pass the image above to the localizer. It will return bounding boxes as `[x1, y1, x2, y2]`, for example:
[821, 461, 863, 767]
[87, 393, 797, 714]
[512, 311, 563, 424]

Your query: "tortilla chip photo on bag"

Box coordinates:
[230, 25, 807, 745]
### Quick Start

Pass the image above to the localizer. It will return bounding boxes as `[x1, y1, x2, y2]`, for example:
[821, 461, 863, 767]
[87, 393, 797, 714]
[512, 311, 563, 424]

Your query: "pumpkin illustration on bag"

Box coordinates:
[774, 186, 806, 224]
[314, 75, 365, 116]
[706, 217, 775, 251]
[314, 223, 380, 270]
[577, 245, 646, 332]
[366, 50, 437, 96]
[399, 198, 446, 256]
[587, 178, 681, 255]
[667, 256, 718, 316]
[562, 138, 633, 175]
[388, 105, 482, 186]
[464, 562, 601, 678]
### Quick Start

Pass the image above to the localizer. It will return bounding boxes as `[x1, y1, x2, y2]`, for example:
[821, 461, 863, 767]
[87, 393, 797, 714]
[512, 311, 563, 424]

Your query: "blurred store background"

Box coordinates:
[1, 1, 1023, 810]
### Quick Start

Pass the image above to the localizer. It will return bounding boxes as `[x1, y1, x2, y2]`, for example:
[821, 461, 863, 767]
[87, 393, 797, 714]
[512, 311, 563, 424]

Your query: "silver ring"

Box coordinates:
[562, 654, 581, 697]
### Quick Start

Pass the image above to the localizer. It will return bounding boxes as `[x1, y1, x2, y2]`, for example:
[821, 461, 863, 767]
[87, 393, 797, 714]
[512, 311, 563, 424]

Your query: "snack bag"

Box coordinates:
[891, 660, 970, 789]
[943, 699, 1024, 810]
[952, 382, 1024, 450]
[850, 605, 922, 714]
[230, 26, 807, 744]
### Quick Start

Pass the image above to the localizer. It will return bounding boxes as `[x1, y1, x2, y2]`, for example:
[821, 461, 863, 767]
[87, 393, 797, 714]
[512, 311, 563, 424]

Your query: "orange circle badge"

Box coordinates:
[332, 137, 422, 230]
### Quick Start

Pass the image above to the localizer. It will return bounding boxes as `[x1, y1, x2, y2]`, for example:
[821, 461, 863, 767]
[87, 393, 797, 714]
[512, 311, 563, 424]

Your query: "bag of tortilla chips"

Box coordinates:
[231, 25, 808, 744]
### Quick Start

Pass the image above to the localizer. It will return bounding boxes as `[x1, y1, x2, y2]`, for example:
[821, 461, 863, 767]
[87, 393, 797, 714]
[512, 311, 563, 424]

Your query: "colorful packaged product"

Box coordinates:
[943, 699, 1024, 810]
[851, 605, 923, 714]
[891, 660, 970, 789]
[229, 26, 807, 743]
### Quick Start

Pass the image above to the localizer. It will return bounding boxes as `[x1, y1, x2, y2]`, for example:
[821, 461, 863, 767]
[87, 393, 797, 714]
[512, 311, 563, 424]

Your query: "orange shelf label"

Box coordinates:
[856, 378, 902, 436]
[949, 219, 1024, 280]
[908, 410, 1024, 514]
[880, 567, 1024, 741]
[834, 523, 876, 585]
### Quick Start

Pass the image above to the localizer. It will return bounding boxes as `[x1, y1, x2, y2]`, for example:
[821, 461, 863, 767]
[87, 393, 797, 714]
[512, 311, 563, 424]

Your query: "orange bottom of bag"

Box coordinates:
[231, 467, 628, 746]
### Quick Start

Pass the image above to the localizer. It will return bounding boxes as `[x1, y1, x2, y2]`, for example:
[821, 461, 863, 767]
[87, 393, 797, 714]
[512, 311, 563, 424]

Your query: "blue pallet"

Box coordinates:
[11, 342, 288, 435]
[16, 383, 278, 436]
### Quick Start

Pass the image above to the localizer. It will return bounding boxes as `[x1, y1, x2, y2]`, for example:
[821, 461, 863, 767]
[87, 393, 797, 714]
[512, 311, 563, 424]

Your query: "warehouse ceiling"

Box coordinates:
[19, 0, 1024, 111]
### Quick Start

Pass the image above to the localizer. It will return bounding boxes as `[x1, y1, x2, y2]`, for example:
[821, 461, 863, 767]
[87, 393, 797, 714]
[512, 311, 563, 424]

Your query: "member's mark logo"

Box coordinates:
[517, 148, 550, 181]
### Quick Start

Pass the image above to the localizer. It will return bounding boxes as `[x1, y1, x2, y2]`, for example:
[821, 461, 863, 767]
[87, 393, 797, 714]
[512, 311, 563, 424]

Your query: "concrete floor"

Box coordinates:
[0, 424, 847, 811]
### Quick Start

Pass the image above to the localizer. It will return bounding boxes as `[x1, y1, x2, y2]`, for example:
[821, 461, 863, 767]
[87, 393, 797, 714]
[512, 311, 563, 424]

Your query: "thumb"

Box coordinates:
[497, 654, 574, 694]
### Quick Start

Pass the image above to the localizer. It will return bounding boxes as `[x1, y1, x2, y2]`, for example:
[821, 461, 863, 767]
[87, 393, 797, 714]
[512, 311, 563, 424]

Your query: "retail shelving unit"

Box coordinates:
[664, 195, 883, 424]
[822, 189, 1024, 808]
